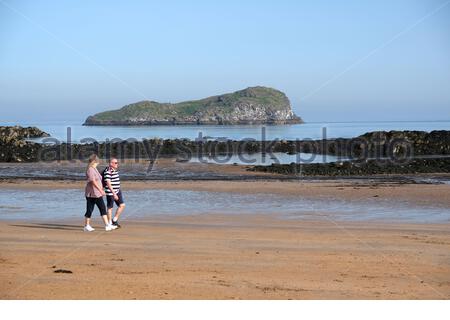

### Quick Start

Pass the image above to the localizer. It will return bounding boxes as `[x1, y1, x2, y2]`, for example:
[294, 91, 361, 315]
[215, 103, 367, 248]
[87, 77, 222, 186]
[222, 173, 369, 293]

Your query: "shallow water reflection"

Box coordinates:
[0, 188, 449, 224]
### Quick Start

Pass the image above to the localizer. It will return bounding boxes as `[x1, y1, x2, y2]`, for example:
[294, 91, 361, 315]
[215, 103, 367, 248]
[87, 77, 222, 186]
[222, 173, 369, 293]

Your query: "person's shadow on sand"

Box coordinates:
[10, 223, 83, 231]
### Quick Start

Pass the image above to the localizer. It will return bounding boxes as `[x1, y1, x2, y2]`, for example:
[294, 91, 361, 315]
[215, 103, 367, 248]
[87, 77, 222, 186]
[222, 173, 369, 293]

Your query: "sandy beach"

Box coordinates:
[1, 179, 449, 299]
[1, 215, 449, 299]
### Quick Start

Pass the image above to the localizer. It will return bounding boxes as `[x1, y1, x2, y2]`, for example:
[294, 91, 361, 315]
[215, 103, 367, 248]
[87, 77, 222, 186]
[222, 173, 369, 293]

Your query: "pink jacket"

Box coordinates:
[85, 167, 103, 198]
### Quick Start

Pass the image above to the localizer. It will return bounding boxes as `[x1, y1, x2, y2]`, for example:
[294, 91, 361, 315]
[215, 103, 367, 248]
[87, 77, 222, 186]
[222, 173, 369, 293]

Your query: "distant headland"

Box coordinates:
[83, 86, 303, 126]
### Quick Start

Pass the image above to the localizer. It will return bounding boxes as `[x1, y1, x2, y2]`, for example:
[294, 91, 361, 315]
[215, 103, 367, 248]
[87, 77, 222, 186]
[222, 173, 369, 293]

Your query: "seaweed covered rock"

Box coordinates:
[0, 126, 48, 162]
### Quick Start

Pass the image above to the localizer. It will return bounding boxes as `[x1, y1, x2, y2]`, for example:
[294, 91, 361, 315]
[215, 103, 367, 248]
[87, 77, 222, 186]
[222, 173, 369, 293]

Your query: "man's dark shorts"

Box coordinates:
[106, 190, 125, 209]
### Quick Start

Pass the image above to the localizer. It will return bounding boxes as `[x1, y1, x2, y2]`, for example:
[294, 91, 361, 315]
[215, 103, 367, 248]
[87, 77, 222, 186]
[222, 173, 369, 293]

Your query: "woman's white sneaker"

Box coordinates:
[105, 224, 117, 231]
[84, 225, 95, 232]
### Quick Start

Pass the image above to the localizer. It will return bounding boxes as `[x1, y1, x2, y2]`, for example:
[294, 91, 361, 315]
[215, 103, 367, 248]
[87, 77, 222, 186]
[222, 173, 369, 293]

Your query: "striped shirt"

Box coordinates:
[103, 167, 120, 196]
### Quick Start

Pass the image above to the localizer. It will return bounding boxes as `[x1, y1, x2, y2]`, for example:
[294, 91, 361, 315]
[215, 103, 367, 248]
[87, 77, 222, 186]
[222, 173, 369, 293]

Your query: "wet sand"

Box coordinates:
[1, 214, 449, 299]
[0, 159, 278, 180]
[2, 178, 450, 207]
[2, 159, 450, 182]
[1, 178, 450, 299]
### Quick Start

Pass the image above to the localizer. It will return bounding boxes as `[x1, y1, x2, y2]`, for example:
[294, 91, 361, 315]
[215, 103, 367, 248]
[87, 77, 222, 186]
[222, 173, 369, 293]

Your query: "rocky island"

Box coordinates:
[83, 86, 302, 126]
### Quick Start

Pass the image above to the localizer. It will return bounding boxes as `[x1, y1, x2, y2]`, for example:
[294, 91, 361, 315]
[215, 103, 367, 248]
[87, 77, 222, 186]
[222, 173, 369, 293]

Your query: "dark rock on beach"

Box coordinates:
[54, 269, 73, 274]
[0, 126, 49, 162]
[250, 158, 450, 176]
[248, 130, 450, 176]
[1, 126, 450, 177]
[0, 126, 49, 141]
[271, 130, 450, 159]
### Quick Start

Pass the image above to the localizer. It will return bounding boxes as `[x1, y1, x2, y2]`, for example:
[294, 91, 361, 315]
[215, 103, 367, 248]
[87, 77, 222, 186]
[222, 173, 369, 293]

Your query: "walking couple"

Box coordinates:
[83, 154, 126, 232]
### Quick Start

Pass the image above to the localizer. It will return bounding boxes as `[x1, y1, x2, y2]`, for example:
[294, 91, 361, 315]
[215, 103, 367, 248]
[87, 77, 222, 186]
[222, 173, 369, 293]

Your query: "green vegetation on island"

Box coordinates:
[83, 86, 302, 126]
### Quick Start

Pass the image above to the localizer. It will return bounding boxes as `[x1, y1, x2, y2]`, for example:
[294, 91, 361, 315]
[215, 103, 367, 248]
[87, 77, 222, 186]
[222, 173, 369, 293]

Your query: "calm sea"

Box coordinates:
[4, 120, 450, 142]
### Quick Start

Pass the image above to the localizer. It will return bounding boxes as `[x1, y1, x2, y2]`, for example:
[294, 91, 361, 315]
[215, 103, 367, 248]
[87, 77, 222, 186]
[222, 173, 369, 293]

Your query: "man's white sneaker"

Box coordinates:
[84, 225, 95, 232]
[105, 224, 117, 231]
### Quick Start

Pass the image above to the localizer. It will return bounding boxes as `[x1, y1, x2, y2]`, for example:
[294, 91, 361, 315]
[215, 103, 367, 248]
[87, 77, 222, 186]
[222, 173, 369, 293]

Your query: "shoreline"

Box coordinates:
[1, 158, 450, 182]
[2, 176, 450, 207]
[2, 178, 450, 227]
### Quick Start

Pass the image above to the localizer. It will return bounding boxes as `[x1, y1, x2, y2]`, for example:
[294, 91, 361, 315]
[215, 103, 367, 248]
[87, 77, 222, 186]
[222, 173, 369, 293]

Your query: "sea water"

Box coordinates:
[5, 120, 450, 143]
[0, 188, 449, 224]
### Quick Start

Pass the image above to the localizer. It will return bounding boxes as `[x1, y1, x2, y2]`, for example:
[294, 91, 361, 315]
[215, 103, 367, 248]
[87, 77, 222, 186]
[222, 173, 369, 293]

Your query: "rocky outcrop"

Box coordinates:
[1, 127, 450, 179]
[0, 126, 49, 142]
[356, 130, 450, 157]
[249, 130, 450, 176]
[234, 130, 450, 159]
[250, 158, 450, 176]
[83, 86, 303, 126]
[0, 126, 49, 162]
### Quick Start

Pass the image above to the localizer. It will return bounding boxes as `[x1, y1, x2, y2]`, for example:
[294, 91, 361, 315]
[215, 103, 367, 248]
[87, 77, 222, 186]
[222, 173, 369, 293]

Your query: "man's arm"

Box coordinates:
[105, 177, 119, 200]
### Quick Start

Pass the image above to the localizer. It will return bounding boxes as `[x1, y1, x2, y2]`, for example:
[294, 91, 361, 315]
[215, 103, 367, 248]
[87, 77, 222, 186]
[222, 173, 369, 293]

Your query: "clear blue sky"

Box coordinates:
[1, 0, 449, 123]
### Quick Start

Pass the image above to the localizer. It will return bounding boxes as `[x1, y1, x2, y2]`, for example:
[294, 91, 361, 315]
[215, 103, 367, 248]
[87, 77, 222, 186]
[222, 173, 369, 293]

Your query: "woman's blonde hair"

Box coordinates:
[86, 154, 100, 171]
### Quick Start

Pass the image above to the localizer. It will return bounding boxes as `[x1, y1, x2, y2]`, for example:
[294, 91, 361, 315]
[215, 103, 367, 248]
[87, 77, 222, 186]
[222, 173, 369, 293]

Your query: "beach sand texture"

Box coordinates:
[1, 180, 449, 299]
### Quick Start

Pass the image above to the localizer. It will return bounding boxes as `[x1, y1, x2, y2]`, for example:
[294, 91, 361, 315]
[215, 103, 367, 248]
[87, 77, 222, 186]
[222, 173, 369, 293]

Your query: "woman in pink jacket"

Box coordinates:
[83, 154, 117, 232]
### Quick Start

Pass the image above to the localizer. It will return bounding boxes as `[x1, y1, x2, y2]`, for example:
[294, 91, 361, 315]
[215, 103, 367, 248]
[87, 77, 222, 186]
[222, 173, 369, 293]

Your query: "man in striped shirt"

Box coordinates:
[103, 158, 125, 227]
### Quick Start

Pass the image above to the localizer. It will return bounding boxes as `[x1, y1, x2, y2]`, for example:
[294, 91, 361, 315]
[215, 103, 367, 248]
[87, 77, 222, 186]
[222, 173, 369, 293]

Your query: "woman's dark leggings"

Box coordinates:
[85, 197, 107, 218]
